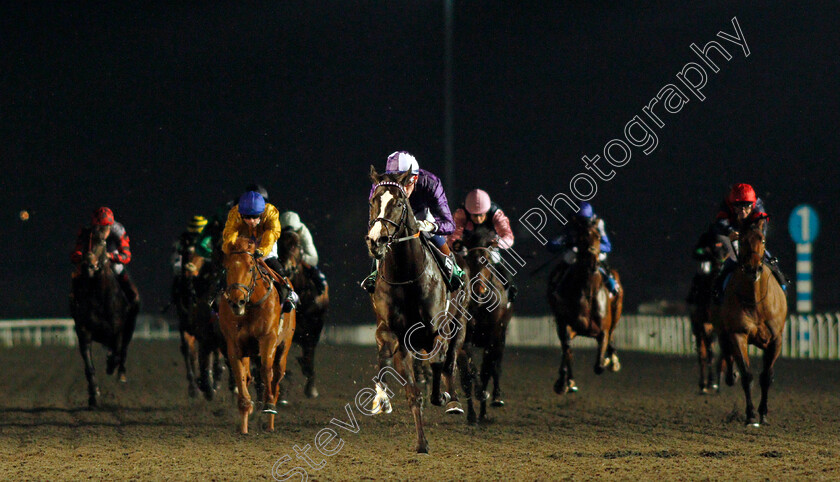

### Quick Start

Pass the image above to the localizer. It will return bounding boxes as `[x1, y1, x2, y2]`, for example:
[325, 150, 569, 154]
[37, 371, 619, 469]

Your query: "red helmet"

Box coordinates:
[92, 207, 115, 226]
[726, 184, 756, 204]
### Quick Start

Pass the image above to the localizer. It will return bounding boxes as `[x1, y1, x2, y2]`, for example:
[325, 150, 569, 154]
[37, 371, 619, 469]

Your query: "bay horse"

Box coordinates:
[366, 166, 466, 454]
[69, 237, 139, 407]
[218, 237, 295, 434]
[687, 230, 729, 394]
[172, 251, 230, 400]
[276, 229, 329, 402]
[547, 219, 623, 395]
[712, 217, 787, 426]
[455, 226, 513, 424]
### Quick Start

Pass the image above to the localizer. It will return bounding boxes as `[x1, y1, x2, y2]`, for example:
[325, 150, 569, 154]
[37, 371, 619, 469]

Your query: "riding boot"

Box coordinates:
[712, 258, 737, 304]
[764, 254, 789, 292]
[117, 271, 141, 309]
[598, 261, 619, 295]
[306, 265, 328, 295]
[494, 261, 518, 303]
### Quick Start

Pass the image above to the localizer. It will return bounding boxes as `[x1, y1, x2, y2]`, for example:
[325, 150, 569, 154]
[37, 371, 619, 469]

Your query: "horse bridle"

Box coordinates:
[224, 250, 273, 307]
[368, 181, 420, 249]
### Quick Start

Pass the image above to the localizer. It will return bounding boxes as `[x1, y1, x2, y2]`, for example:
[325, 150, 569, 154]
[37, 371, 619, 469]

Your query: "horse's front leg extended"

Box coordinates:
[77, 331, 100, 408]
[180, 330, 199, 398]
[394, 350, 428, 453]
[229, 349, 253, 434]
[594, 331, 609, 375]
[258, 337, 279, 431]
[554, 323, 575, 394]
[758, 338, 782, 425]
[729, 333, 756, 426]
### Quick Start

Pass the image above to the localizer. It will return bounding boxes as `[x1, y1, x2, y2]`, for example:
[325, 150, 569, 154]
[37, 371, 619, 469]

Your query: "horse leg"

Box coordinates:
[457, 343, 477, 424]
[594, 331, 609, 375]
[229, 350, 253, 434]
[394, 350, 428, 454]
[198, 340, 216, 401]
[729, 333, 757, 426]
[116, 302, 138, 383]
[299, 342, 318, 399]
[758, 339, 782, 425]
[490, 335, 507, 406]
[695, 332, 709, 394]
[259, 338, 281, 432]
[212, 348, 226, 392]
[554, 325, 575, 394]
[706, 332, 718, 391]
[180, 331, 199, 398]
[439, 331, 464, 415]
[77, 332, 100, 408]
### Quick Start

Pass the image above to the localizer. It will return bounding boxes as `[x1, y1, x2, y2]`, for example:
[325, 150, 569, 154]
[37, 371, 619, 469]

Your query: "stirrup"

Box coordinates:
[361, 271, 377, 293]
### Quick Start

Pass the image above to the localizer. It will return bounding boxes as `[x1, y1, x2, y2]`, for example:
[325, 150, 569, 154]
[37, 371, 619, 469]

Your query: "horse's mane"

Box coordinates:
[233, 236, 255, 252]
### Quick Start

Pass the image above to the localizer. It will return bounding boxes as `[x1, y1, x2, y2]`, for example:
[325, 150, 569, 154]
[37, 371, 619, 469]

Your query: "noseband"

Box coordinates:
[224, 250, 273, 307]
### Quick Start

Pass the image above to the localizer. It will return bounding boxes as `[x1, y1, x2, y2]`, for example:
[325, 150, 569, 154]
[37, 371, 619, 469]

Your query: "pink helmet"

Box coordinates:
[465, 189, 491, 215]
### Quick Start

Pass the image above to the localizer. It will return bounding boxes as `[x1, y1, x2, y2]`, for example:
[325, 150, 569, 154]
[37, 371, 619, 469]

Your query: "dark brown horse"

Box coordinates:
[366, 166, 466, 454]
[455, 226, 513, 424]
[687, 230, 730, 394]
[276, 229, 329, 402]
[218, 237, 295, 434]
[172, 251, 230, 400]
[70, 238, 139, 407]
[712, 218, 787, 426]
[547, 219, 623, 395]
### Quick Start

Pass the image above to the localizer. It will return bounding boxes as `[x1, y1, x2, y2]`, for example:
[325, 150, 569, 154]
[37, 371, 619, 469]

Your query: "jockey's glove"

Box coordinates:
[254, 250, 264, 259]
[417, 220, 437, 233]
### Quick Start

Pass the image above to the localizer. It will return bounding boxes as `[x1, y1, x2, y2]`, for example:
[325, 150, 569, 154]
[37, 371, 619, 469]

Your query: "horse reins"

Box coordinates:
[225, 250, 274, 307]
[369, 181, 426, 285]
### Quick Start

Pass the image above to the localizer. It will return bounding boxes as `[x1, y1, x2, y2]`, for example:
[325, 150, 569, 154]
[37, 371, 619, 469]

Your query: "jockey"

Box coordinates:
[448, 189, 518, 302]
[71, 207, 140, 306]
[362, 151, 465, 292]
[171, 215, 209, 276]
[711, 183, 788, 302]
[546, 201, 619, 295]
[278, 211, 328, 295]
[221, 191, 298, 313]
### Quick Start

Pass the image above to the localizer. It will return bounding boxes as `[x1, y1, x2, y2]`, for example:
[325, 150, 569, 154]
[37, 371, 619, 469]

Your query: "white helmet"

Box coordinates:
[279, 211, 302, 231]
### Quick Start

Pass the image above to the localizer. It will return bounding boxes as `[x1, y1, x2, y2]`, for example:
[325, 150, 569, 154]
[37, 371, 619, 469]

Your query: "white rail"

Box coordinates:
[3, 313, 839, 360]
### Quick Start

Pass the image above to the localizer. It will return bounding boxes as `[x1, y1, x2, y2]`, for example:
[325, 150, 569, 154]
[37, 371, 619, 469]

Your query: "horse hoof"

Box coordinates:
[304, 386, 319, 399]
[491, 399, 505, 407]
[263, 404, 278, 415]
[568, 380, 578, 392]
[203, 389, 215, 402]
[445, 401, 464, 415]
[416, 445, 429, 454]
[467, 412, 477, 425]
[553, 379, 567, 395]
[118, 373, 127, 383]
[609, 360, 621, 372]
[88, 397, 98, 408]
[594, 364, 605, 375]
[278, 399, 289, 407]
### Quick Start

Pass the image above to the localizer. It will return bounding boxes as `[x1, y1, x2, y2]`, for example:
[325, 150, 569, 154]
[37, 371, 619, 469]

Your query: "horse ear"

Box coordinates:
[370, 165, 381, 183]
[397, 170, 415, 186]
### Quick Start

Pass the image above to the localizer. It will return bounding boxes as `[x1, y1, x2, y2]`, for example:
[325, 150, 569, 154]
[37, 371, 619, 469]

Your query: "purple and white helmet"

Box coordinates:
[385, 151, 420, 174]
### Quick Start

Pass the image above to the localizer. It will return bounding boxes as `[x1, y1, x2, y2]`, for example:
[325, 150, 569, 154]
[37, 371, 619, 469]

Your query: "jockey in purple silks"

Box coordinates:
[362, 151, 465, 293]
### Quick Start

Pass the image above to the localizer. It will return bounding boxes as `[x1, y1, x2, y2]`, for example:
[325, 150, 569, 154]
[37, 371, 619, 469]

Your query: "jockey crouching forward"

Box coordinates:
[711, 183, 788, 303]
[362, 151, 465, 293]
[547, 202, 620, 295]
[278, 211, 328, 296]
[222, 191, 298, 313]
[71, 207, 141, 307]
[448, 189, 518, 302]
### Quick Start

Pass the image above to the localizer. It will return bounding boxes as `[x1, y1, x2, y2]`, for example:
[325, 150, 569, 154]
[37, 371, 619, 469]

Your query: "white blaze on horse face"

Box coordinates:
[368, 191, 395, 243]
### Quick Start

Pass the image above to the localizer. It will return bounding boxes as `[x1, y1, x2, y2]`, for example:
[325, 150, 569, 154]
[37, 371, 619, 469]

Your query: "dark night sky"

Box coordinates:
[2, 2, 838, 322]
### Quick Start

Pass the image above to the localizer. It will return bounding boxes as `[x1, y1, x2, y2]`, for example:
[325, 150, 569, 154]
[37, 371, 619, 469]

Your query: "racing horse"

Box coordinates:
[455, 226, 513, 424]
[547, 219, 623, 395]
[712, 217, 787, 426]
[366, 166, 466, 454]
[70, 236, 139, 407]
[275, 229, 329, 402]
[686, 230, 730, 394]
[218, 237, 295, 434]
[172, 251, 231, 400]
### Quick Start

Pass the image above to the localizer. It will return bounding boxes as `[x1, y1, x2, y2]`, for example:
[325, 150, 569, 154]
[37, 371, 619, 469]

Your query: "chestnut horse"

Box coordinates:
[366, 167, 466, 454]
[276, 229, 329, 402]
[218, 237, 295, 434]
[70, 238, 139, 407]
[456, 226, 513, 424]
[172, 252, 230, 400]
[712, 218, 787, 426]
[547, 219, 623, 395]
